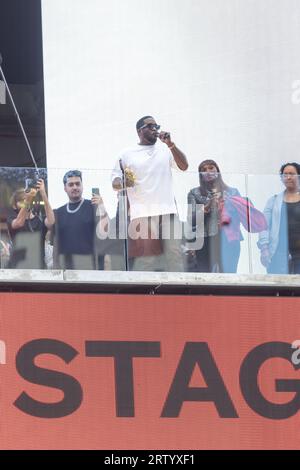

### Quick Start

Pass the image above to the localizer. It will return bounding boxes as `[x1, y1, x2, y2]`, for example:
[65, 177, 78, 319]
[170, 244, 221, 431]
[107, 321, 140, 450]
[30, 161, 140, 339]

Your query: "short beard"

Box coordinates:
[147, 135, 157, 145]
[69, 195, 82, 203]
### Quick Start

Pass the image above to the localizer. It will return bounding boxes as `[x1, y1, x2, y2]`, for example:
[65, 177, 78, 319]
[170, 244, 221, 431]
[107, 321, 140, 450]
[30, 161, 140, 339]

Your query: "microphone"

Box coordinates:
[119, 158, 124, 175]
[158, 131, 170, 140]
[118, 158, 126, 195]
[118, 157, 129, 270]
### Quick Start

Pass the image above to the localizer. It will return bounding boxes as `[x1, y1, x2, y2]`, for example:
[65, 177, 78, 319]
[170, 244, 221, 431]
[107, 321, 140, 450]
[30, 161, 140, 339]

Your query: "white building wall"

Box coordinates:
[41, 0, 300, 273]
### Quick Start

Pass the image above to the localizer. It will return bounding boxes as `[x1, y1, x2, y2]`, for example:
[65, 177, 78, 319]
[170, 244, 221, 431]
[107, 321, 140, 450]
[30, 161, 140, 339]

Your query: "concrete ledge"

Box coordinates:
[63, 269, 300, 287]
[0, 269, 299, 288]
[0, 269, 64, 283]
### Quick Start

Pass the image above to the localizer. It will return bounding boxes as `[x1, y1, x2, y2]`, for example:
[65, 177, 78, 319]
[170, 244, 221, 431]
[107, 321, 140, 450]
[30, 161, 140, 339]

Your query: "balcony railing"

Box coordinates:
[0, 167, 298, 278]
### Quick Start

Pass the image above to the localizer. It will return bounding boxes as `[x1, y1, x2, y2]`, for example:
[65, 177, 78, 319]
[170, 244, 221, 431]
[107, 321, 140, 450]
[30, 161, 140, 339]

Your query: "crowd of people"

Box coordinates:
[0, 115, 300, 275]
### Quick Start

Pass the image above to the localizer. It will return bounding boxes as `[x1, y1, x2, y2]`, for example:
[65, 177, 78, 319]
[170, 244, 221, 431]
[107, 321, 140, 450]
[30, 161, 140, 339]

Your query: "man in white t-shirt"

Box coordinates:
[111, 116, 188, 272]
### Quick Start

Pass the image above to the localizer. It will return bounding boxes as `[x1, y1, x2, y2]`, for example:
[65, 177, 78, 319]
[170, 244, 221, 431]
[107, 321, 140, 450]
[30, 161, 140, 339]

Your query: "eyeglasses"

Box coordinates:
[139, 123, 160, 131]
[282, 172, 298, 178]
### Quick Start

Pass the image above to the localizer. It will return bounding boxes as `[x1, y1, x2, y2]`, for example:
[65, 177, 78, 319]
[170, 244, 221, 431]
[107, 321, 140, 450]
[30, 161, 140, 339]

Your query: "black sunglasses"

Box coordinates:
[139, 123, 160, 131]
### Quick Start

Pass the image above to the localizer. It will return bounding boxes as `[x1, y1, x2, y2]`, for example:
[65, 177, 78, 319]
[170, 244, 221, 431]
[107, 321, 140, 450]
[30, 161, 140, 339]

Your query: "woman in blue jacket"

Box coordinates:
[258, 162, 300, 274]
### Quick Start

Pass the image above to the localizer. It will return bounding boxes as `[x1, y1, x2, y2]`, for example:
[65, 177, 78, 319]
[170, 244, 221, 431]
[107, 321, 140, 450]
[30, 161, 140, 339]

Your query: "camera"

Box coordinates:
[24, 177, 38, 193]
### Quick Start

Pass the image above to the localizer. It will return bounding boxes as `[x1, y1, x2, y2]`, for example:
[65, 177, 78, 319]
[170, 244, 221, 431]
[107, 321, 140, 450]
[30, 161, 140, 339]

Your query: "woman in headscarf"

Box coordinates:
[186, 159, 242, 273]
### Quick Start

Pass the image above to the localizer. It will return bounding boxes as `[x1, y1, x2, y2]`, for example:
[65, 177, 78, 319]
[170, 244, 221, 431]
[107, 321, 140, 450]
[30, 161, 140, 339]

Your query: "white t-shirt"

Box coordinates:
[111, 140, 178, 220]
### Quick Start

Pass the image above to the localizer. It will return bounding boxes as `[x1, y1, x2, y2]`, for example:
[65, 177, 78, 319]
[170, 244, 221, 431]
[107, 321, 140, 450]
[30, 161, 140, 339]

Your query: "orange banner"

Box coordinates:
[0, 293, 299, 449]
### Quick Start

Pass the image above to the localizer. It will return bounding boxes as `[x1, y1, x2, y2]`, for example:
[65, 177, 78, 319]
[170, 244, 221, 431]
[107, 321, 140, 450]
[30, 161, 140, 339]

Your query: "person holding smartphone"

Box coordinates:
[53, 170, 105, 270]
[6, 179, 55, 269]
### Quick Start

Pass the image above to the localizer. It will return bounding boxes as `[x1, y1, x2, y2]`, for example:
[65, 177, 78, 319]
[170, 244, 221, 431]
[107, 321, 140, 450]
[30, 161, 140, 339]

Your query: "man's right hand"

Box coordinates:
[112, 175, 135, 191]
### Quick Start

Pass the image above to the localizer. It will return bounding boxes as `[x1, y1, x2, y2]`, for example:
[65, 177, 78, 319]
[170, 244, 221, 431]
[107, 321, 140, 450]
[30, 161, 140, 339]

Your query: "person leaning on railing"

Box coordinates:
[6, 179, 55, 269]
[258, 162, 300, 274]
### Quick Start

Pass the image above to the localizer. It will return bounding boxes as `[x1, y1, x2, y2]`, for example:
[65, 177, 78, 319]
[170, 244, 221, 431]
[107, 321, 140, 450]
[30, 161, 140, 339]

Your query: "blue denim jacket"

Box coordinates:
[257, 191, 284, 257]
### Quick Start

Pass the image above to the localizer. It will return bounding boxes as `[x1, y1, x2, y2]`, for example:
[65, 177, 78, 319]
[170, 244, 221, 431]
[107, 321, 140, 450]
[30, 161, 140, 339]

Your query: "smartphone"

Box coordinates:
[92, 187, 100, 196]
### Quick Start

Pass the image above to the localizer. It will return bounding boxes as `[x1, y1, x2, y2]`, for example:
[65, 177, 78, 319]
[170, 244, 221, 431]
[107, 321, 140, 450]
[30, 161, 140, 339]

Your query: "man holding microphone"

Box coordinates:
[112, 116, 188, 272]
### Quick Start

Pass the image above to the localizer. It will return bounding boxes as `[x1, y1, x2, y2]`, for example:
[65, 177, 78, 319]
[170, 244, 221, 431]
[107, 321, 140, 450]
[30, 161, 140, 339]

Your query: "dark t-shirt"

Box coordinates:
[286, 201, 300, 256]
[54, 199, 95, 255]
[6, 208, 46, 269]
[7, 208, 45, 240]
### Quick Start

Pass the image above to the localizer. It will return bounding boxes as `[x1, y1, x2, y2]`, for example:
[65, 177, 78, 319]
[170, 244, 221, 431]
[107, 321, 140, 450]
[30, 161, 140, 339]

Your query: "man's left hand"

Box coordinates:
[158, 131, 173, 148]
[91, 194, 103, 205]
